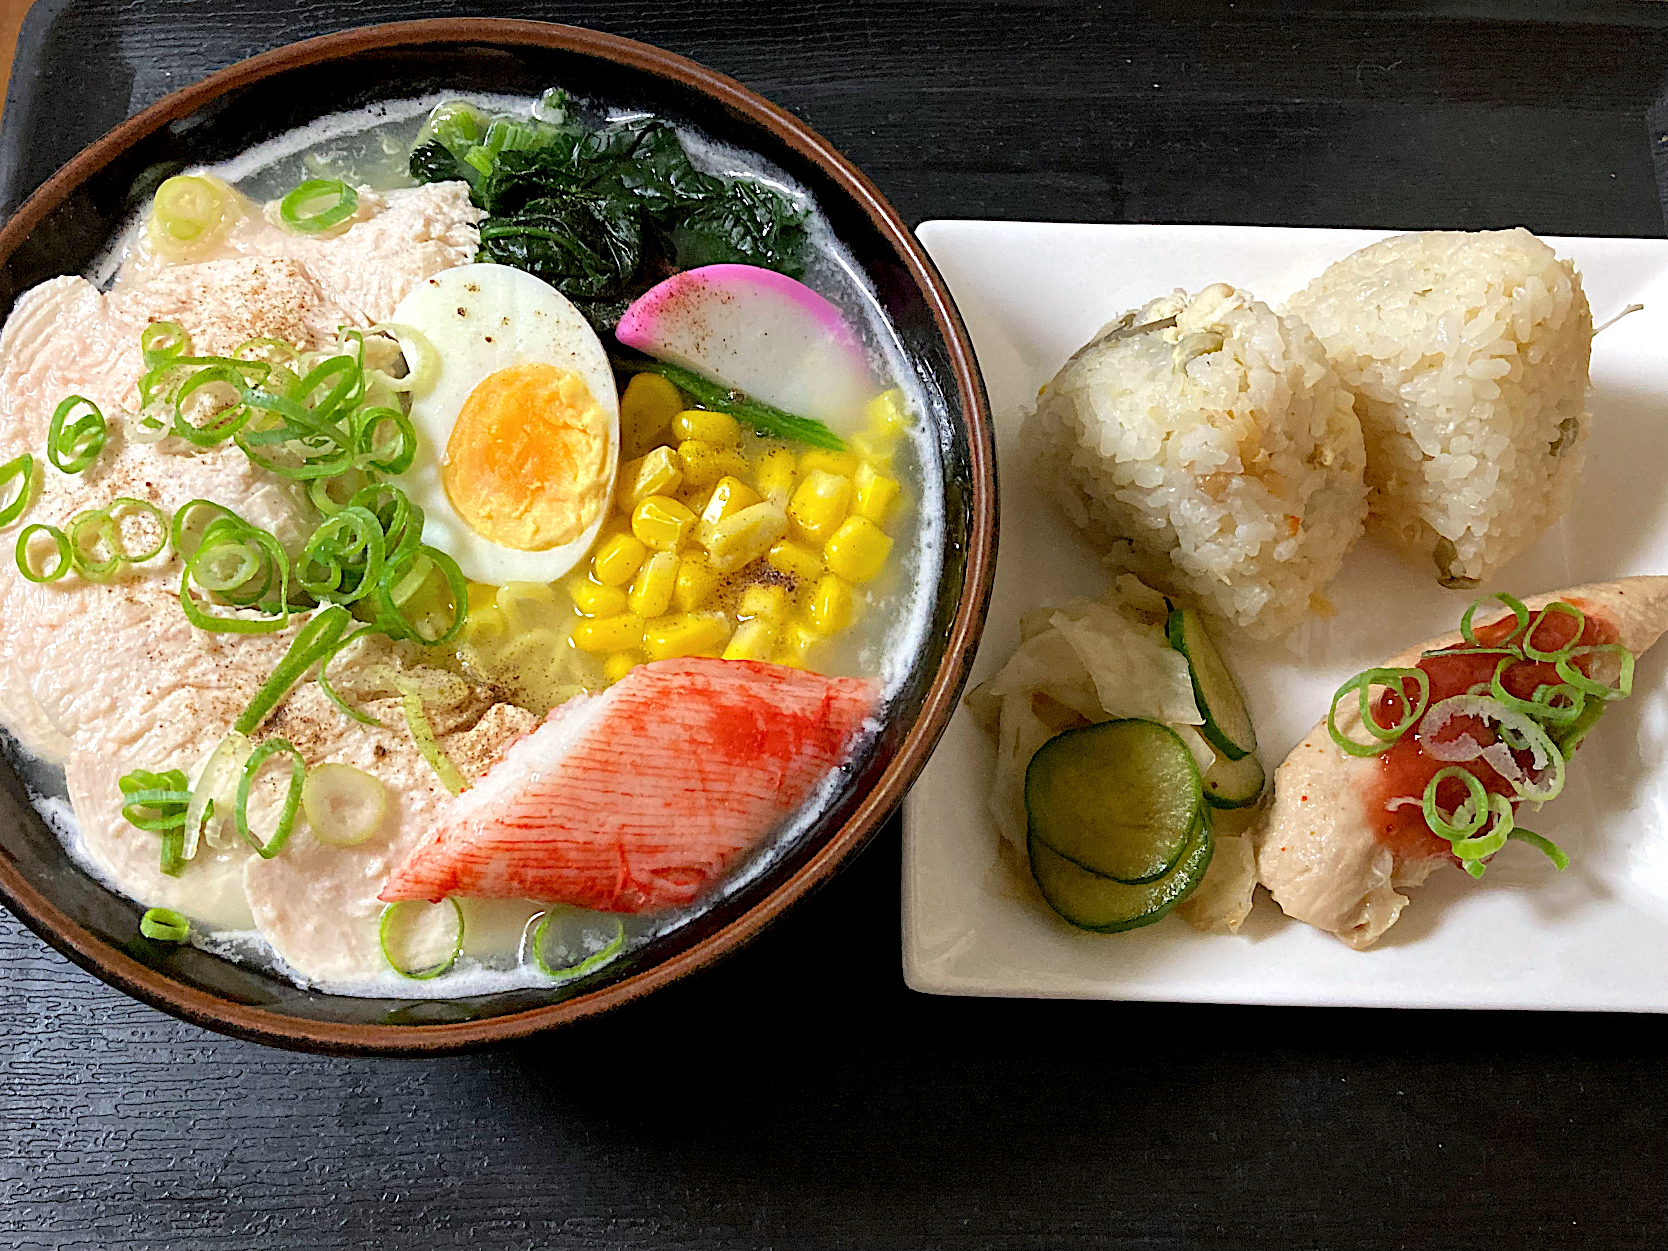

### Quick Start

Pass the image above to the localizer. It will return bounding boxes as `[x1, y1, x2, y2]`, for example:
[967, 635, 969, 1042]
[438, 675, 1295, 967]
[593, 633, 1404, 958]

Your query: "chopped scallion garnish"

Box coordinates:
[233, 738, 305, 859]
[531, 911, 625, 980]
[47, 395, 106, 474]
[139, 907, 191, 942]
[1326, 666, 1429, 757]
[378, 898, 463, 979]
[278, 179, 359, 234]
[0, 453, 34, 526]
[15, 523, 71, 582]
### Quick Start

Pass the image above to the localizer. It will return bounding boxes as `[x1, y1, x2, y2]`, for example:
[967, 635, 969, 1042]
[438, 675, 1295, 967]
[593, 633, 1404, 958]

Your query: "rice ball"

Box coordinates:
[1028, 283, 1368, 638]
[1285, 228, 1591, 587]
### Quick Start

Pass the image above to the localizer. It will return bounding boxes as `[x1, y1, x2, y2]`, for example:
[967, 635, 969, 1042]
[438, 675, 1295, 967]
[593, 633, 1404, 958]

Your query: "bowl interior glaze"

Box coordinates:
[0, 20, 993, 1054]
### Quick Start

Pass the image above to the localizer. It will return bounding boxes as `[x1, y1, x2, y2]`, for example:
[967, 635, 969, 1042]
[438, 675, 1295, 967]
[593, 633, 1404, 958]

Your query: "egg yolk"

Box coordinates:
[443, 363, 610, 551]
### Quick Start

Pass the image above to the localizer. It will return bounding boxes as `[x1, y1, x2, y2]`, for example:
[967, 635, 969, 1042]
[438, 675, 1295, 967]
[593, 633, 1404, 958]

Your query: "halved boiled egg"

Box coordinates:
[390, 263, 619, 585]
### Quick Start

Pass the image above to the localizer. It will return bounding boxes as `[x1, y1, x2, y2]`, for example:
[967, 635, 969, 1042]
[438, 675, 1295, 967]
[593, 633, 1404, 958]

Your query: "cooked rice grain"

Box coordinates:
[1285, 228, 1591, 587]
[1028, 284, 1367, 638]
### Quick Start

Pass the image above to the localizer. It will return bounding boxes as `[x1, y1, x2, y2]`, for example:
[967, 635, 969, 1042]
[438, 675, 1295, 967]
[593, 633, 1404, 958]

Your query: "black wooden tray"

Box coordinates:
[1, 2, 1664, 1247]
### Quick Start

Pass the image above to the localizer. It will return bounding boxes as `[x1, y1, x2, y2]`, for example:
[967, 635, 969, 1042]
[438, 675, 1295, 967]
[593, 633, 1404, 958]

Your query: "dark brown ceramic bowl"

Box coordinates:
[0, 20, 994, 1053]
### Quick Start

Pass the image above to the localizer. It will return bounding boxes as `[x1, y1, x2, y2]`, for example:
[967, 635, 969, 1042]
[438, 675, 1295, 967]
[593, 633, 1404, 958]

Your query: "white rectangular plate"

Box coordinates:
[905, 221, 1668, 1011]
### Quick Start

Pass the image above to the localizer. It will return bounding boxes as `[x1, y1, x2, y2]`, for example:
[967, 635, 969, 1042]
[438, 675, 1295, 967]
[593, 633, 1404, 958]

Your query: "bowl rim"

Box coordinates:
[0, 16, 996, 1054]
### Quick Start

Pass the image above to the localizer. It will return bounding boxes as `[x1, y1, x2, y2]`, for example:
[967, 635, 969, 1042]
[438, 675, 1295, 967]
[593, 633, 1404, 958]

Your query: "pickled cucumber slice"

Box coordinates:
[1028, 809, 1213, 933]
[1203, 749, 1265, 809]
[1167, 605, 1257, 760]
[1024, 719, 1203, 884]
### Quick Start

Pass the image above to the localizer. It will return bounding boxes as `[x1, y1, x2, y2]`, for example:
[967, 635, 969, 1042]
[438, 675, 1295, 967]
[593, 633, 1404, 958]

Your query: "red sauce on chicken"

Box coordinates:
[1367, 599, 1616, 863]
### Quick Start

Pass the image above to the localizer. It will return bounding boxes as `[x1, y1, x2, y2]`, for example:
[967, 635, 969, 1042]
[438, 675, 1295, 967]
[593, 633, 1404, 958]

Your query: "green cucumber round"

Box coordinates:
[1167, 605, 1257, 760]
[1203, 749, 1265, 809]
[1024, 719, 1203, 884]
[1028, 809, 1214, 933]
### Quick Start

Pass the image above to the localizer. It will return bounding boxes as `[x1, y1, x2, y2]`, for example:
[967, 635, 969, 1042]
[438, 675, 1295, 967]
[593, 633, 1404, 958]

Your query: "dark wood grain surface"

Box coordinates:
[2, 2, 1666, 1248]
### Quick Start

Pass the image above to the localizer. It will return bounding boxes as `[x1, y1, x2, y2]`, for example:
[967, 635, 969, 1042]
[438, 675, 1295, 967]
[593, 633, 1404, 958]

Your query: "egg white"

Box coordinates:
[389, 263, 619, 585]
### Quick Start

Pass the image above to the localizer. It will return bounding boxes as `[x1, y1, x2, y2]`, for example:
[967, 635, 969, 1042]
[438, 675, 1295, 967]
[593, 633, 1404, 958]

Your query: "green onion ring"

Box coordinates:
[1419, 694, 1565, 802]
[0, 454, 34, 526]
[139, 907, 191, 942]
[1327, 666, 1430, 757]
[233, 606, 353, 736]
[233, 336, 302, 369]
[353, 406, 418, 474]
[16, 523, 71, 582]
[1460, 592, 1531, 648]
[1448, 792, 1514, 863]
[532, 911, 626, 980]
[1488, 655, 1584, 726]
[1508, 827, 1570, 872]
[180, 516, 290, 633]
[279, 179, 359, 234]
[172, 363, 254, 445]
[299, 506, 385, 605]
[379, 898, 463, 979]
[140, 321, 191, 367]
[66, 509, 123, 580]
[234, 737, 305, 859]
[1521, 601, 1585, 663]
[375, 545, 468, 647]
[47, 395, 106, 473]
[119, 767, 191, 876]
[1556, 644, 1635, 702]
[1422, 766, 1489, 841]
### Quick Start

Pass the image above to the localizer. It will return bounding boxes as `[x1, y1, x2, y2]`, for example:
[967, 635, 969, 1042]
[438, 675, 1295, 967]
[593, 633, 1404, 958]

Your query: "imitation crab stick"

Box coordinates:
[379, 657, 879, 913]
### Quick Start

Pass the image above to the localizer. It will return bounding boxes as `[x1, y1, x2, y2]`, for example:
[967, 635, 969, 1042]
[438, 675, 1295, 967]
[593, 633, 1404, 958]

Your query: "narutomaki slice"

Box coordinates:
[379, 658, 879, 913]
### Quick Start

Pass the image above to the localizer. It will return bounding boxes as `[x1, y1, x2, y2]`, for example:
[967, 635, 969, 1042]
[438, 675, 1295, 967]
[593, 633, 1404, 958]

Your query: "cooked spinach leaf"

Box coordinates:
[411, 98, 808, 331]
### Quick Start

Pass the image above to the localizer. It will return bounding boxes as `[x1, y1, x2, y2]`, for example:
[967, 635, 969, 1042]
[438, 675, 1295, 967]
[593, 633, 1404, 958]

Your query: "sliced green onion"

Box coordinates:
[1327, 666, 1430, 757]
[377, 544, 468, 647]
[182, 731, 250, 861]
[1508, 827, 1570, 872]
[1488, 655, 1584, 726]
[279, 179, 358, 234]
[234, 606, 353, 736]
[1556, 644, 1635, 702]
[179, 514, 290, 633]
[368, 322, 439, 397]
[141, 320, 191, 367]
[234, 737, 305, 859]
[66, 509, 122, 580]
[379, 898, 463, 979]
[532, 911, 626, 980]
[299, 507, 385, 605]
[0, 453, 34, 526]
[352, 406, 418, 474]
[1460, 592, 1530, 648]
[172, 362, 255, 445]
[151, 175, 226, 246]
[397, 678, 465, 795]
[16, 523, 70, 582]
[316, 626, 384, 727]
[47, 395, 106, 473]
[119, 767, 191, 876]
[139, 907, 191, 942]
[1449, 792, 1513, 863]
[616, 358, 846, 451]
[1422, 766, 1489, 841]
[1419, 694, 1565, 803]
[1522, 601, 1584, 663]
[301, 763, 387, 847]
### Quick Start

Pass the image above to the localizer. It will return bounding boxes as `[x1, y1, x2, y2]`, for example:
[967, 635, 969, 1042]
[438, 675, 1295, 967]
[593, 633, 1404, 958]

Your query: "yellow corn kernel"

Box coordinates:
[697, 476, 762, 549]
[592, 533, 648, 587]
[567, 577, 629, 618]
[853, 460, 899, 524]
[616, 445, 683, 511]
[627, 551, 679, 618]
[643, 612, 731, 661]
[678, 439, 751, 491]
[619, 373, 683, 459]
[705, 501, 788, 574]
[788, 469, 852, 545]
[631, 494, 697, 552]
[850, 432, 897, 463]
[673, 408, 742, 447]
[799, 448, 860, 478]
[572, 612, 646, 653]
[466, 581, 498, 612]
[866, 388, 908, 435]
[824, 515, 893, 583]
[723, 617, 778, 662]
[673, 551, 722, 612]
[753, 447, 798, 502]
[809, 574, 856, 633]
[738, 583, 790, 622]
[604, 650, 643, 683]
[766, 540, 823, 585]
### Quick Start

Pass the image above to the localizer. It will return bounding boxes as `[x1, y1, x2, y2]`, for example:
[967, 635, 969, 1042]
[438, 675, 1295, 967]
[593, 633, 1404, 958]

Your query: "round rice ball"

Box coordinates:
[1285, 228, 1591, 587]
[1028, 283, 1368, 638]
